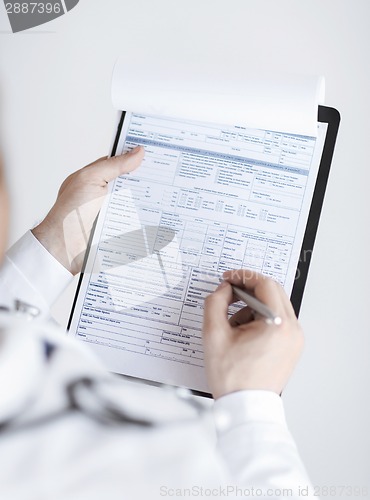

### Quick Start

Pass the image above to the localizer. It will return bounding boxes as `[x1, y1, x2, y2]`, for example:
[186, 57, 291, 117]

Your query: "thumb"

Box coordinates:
[202, 281, 233, 349]
[90, 146, 145, 183]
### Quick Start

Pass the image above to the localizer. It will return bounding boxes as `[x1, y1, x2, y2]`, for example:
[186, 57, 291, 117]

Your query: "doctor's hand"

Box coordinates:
[202, 269, 304, 399]
[32, 146, 145, 275]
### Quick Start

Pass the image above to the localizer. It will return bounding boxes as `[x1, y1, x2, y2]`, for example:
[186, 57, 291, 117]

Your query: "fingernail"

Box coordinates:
[130, 146, 142, 154]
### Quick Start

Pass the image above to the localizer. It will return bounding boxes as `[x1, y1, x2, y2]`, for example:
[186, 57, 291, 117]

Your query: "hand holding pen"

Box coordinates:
[202, 269, 304, 399]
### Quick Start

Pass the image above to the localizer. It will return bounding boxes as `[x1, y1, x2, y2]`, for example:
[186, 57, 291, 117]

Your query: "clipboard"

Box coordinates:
[68, 105, 340, 397]
[291, 105, 340, 315]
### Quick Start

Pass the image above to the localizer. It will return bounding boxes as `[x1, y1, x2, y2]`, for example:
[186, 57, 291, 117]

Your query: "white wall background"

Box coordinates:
[1, 0, 369, 494]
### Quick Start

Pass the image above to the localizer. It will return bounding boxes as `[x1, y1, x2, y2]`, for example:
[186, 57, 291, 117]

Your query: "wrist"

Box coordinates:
[32, 219, 75, 275]
[213, 390, 287, 434]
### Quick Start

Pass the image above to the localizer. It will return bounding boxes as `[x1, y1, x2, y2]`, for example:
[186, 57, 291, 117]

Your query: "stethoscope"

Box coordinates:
[0, 301, 207, 436]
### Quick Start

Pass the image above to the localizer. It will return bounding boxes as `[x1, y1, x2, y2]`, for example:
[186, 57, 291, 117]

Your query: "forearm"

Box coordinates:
[214, 391, 317, 499]
[0, 231, 73, 317]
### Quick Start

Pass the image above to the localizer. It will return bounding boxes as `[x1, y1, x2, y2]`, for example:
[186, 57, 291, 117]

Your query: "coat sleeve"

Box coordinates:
[0, 231, 73, 316]
[213, 390, 317, 499]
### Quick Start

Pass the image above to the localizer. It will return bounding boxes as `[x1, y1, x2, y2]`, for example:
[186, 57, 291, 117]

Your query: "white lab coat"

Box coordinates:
[0, 231, 317, 500]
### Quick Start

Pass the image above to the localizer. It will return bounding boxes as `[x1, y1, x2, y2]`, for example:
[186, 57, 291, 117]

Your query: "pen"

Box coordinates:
[231, 285, 282, 326]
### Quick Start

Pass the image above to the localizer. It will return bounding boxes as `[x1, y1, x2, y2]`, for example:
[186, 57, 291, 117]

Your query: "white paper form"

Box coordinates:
[112, 58, 325, 137]
[69, 113, 327, 393]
